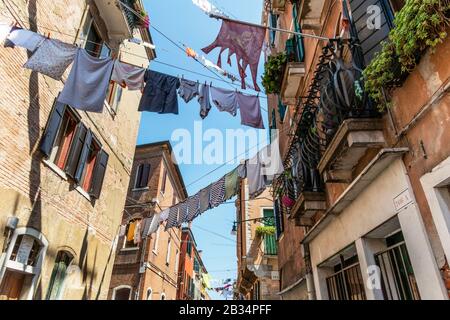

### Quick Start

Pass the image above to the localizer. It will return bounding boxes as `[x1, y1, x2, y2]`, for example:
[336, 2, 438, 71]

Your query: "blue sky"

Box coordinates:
[140, 0, 267, 300]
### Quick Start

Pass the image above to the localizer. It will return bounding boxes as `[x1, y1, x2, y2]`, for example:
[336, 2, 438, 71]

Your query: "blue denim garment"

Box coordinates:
[139, 70, 180, 114]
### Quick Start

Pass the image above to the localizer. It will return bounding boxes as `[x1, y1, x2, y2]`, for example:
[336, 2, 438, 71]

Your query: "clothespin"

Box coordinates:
[46, 32, 50, 39]
[210, 81, 213, 87]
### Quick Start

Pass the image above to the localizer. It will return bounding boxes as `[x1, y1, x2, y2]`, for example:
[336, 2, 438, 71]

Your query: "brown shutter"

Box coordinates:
[64, 124, 88, 181]
[40, 100, 66, 157]
[74, 129, 93, 183]
[89, 149, 109, 199]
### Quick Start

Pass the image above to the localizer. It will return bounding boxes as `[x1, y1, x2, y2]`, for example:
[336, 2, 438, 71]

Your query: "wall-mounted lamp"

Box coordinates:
[230, 217, 274, 236]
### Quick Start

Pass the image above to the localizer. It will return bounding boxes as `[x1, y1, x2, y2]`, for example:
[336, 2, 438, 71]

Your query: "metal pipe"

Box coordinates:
[208, 13, 334, 42]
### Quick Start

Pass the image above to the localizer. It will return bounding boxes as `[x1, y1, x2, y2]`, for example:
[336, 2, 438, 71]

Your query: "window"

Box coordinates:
[174, 249, 179, 274]
[134, 163, 151, 189]
[166, 238, 171, 266]
[80, 13, 111, 58]
[146, 288, 153, 300]
[160, 293, 166, 300]
[277, 96, 287, 122]
[269, 11, 279, 46]
[123, 219, 141, 249]
[186, 240, 192, 257]
[274, 198, 284, 238]
[113, 286, 132, 300]
[263, 209, 277, 255]
[40, 100, 109, 200]
[160, 168, 168, 194]
[45, 251, 74, 300]
[291, 3, 305, 62]
[105, 81, 123, 115]
[326, 255, 366, 300]
[388, 0, 405, 14]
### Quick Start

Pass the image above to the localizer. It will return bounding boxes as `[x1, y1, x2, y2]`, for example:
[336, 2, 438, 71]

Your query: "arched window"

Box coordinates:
[160, 293, 166, 300]
[0, 227, 48, 300]
[146, 287, 152, 300]
[46, 251, 74, 300]
[112, 285, 132, 300]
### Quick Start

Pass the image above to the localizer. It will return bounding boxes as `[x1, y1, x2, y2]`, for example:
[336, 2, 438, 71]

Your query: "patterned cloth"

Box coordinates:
[186, 194, 200, 222]
[209, 177, 225, 208]
[6, 28, 45, 52]
[165, 205, 179, 230]
[24, 38, 77, 80]
[177, 201, 189, 225]
[224, 167, 240, 200]
[202, 20, 266, 91]
[199, 186, 211, 213]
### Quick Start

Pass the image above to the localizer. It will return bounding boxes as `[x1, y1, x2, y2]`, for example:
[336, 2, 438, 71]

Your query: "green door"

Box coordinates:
[263, 209, 278, 255]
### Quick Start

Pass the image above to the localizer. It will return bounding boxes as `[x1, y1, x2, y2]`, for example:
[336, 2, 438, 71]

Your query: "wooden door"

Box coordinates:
[0, 270, 26, 300]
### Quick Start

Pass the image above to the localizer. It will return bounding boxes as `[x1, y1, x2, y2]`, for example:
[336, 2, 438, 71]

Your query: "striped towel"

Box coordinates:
[186, 194, 200, 222]
[209, 177, 225, 208]
[165, 205, 179, 230]
[177, 201, 189, 226]
[199, 186, 211, 214]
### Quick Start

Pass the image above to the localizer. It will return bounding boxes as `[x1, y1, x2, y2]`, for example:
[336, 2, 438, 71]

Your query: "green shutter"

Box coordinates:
[292, 4, 305, 62]
[263, 209, 278, 255]
[278, 96, 286, 121]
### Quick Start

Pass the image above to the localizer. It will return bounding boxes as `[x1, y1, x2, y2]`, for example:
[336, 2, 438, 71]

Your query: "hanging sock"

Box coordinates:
[210, 86, 238, 117]
[202, 20, 265, 91]
[139, 70, 180, 114]
[5, 28, 45, 52]
[178, 79, 200, 103]
[111, 60, 146, 91]
[58, 48, 114, 113]
[24, 38, 77, 80]
[236, 92, 265, 129]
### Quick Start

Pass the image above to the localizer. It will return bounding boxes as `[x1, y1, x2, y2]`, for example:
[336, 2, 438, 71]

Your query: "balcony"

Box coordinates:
[93, 0, 143, 44]
[300, 0, 327, 30]
[318, 119, 386, 183]
[280, 37, 306, 105]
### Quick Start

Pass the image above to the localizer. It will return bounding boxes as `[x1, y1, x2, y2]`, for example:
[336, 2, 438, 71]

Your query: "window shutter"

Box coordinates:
[65, 123, 87, 179]
[73, 129, 93, 183]
[40, 100, 66, 157]
[349, 0, 393, 65]
[292, 4, 305, 62]
[139, 163, 151, 188]
[89, 149, 109, 199]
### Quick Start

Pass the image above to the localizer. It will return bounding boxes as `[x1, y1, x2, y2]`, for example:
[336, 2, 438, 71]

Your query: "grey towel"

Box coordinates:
[58, 48, 114, 113]
[198, 84, 212, 119]
[210, 86, 238, 117]
[199, 186, 211, 213]
[179, 79, 200, 103]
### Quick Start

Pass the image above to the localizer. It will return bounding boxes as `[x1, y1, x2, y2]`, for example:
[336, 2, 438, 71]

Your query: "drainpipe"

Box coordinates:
[303, 243, 316, 300]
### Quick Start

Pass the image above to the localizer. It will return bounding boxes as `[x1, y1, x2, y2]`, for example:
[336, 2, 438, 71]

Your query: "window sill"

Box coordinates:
[76, 186, 91, 201]
[43, 159, 68, 181]
[132, 187, 150, 192]
[120, 247, 140, 252]
[104, 100, 117, 119]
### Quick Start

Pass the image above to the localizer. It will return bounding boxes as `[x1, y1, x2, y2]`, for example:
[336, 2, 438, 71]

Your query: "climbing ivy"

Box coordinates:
[363, 0, 450, 111]
[262, 53, 287, 94]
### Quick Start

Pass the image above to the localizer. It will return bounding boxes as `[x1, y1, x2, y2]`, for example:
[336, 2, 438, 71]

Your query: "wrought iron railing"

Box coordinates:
[326, 262, 366, 300]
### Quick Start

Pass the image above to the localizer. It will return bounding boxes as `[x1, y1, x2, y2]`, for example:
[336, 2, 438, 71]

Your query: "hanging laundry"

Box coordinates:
[202, 20, 266, 91]
[246, 153, 266, 200]
[58, 48, 114, 113]
[186, 193, 200, 222]
[224, 167, 240, 200]
[140, 217, 152, 239]
[133, 220, 142, 244]
[111, 60, 146, 91]
[119, 224, 127, 237]
[0, 23, 13, 44]
[177, 201, 189, 225]
[23, 38, 77, 80]
[209, 177, 225, 208]
[160, 208, 170, 222]
[192, 0, 226, 16]
[5, 28, 45, 52]
[166, 205, 179, 230]
[178, 79, 200, 103]
[259, 138, 284, 183]
[237, 162, 247, 179]
[210, 86, 238, 117]
[126, 220, 137, 242]
[237, 92, 265, 129]
[139, 70, 180, 114]
[198, 186, 211, 213]
[146, 212, 161, 236]
[198, 83, 212, 119]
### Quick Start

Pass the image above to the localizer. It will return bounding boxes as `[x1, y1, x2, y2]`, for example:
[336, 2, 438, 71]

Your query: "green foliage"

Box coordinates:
[262, 53, 287, 94]
[256, 226, 276, 237]
[363, 0, 450, 111]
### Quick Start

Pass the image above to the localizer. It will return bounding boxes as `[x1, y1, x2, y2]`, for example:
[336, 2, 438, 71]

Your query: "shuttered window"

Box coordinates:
[40, 98, 109, 200]
[263, 209, 278, 255]
[269, 12, 279, 46]
[274, 198, 284, 238]
[348, 0, 405, 65]
[135, 163, 151, 189]
[291, 3, 305, 62]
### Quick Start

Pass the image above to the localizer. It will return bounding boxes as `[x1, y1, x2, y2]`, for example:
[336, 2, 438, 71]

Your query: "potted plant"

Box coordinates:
[256, 226, 276, 237]
[262, 52, 287, 94]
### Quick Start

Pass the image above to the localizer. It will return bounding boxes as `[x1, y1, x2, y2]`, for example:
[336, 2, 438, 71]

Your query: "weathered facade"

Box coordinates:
[0, 0, 155, 299]
[108, 141, 188, 300]
[235, 180, 279, 300]
[177, 227, 210, 300]
[263, 0, 450, 300]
